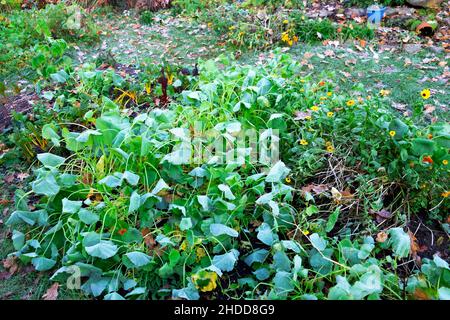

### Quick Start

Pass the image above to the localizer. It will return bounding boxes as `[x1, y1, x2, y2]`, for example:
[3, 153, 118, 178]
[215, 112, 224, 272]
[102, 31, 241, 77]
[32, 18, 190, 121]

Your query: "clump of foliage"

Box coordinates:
[5, 52, 448, 300]
[0, 3, 98, 81]
[197, 4, 374, 51]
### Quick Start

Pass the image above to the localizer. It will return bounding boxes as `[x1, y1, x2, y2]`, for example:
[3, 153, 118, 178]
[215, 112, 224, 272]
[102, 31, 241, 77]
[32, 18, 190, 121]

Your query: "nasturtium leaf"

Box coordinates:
[32, 173, 60, 197]
[218, 184, 235, 200]
[253, 268, 271, 281]
[305, 205, 319, 216]
[98, 174, 122, 188]
[37, 153, 66, 168]
[273, 271, 294, 295]
[243, 249, 269, 266]
[124, 252, 152, 268]
[256, 192, 273, 205]
[85, 240, 118, 259]
[125, 287, 146, 298]
[257, 223, 277, 246]
[78, 208, 99, 225]
[151, 179, 170, 195]
[388, 118, 409, 138]
[281, 240, 303, 253]
[265, 161, 290, 183]
[411, 138, 435, 156]
[310, 233, 327, 251]
[32, 257, 56, 271]
[169, 249, 181, 267]
[44, 220, 63, 236]
[212, 249, 240, 272]
[76, 129, 102, 143]
[272, 251, 291, 272]
[169, 204, 186, 216]
[155, 234, 174, 248]
[42, 124, 60, 147]
[162, 143, 192, 165]
[12, 230, 25, 250]
[180, 217, 193, 231]
[388, 228, 410, 258]
[189, 167, 207, 178]
[438, 287, 450, 300]
[128, 191, 141, 213]
[210, 223, 238, 237]
[123, 171, 139, 186]
[122, 228, 143, 244]
[104, 292, 126, 300]
[172, 283, 200, 300]
[197, 195, 210, 211]
[62, 198, 82, 214]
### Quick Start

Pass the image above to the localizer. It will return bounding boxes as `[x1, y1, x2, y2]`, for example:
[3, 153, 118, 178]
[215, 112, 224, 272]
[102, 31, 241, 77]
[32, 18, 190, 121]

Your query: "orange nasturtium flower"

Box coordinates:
[422, 155, 433, 164]
[118, 228, 127, 236]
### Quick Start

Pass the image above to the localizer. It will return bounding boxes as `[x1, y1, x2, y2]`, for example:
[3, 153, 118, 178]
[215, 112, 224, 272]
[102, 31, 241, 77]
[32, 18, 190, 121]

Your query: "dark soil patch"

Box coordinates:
[408, 214, 449, 262]
[0, 92, 38, 131]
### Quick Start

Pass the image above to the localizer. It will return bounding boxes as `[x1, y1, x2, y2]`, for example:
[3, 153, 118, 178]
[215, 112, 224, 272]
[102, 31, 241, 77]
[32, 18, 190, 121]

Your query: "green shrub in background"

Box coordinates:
[0, 3, 98, 81]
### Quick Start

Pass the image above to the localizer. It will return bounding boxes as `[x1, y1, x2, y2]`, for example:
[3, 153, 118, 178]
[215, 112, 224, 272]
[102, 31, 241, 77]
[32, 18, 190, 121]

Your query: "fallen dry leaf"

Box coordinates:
[376, 231, 388, 243]
[3, 256, 19, 276]
[42, 283, 59, 300]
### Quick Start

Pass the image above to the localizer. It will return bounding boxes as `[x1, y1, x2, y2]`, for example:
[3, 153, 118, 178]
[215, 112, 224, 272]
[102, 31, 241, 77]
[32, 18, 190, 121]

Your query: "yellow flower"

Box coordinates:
[192, 271, 218, 292]
[421, 89, 431, 100]
[327, 92, 332, 97]
[326, 145, 335, 153]
[281, 32, 290, 42]
[443, 160, 449, 165]
[283, 19, 289, 24]
[327, 112, 334, 118]
[285, 177, 292, 184]
[442, 191, 449, 198]
[302, 230, 310, 236]
[300, 139, 308, 146]
[293, 35, 298, 42]
[346, 100, 355, 107]
[229, 26, 235, 31]
[304, 115, 311, 120]
[180, 241, 187, 251]
[311, 105, 319, 111]
[207, 22, 212, 28]
[380, 89, 391, 97]
[389, 130, 396, 137]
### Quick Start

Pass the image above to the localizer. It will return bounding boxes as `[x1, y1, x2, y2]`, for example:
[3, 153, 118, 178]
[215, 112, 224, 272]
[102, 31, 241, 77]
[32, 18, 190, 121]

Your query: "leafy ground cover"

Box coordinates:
[0, 0, 449, 300]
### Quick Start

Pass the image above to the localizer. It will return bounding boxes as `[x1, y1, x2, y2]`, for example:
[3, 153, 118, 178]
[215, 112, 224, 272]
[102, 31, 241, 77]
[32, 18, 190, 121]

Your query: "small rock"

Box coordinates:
[404, 43, 422, 54]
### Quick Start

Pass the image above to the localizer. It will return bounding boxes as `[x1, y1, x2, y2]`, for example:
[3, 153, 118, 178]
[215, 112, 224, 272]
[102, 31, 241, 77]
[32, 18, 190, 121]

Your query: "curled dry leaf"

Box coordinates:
[42, 283, 59, 300]
[3, 256, 19, 276]
[376, 231, 388, 243]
